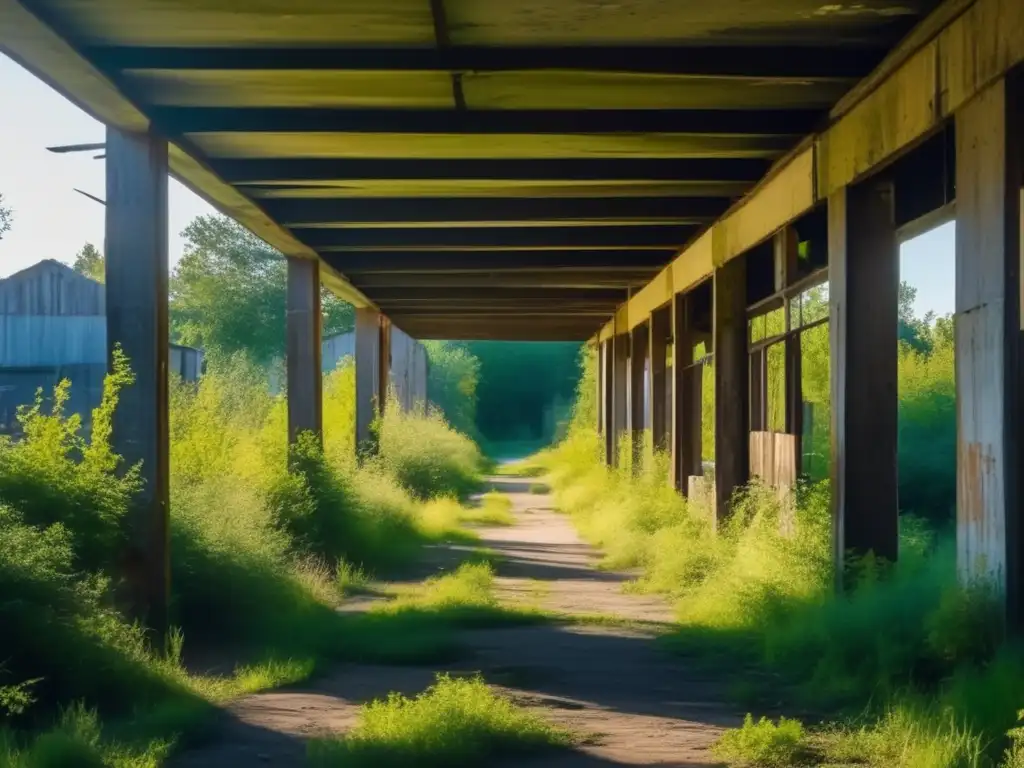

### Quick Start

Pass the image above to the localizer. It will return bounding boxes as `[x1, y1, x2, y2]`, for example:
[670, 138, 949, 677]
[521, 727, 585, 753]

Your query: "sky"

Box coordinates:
[0, 53, 216, 278]
[0, 52, 956, 318]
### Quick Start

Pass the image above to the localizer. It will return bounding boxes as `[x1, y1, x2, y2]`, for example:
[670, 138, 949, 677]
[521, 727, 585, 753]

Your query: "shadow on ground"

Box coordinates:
[170, 476, 738, 768]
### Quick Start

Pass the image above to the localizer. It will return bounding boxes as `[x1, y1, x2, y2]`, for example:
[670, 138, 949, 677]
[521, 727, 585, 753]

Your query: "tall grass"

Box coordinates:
[308, 674, 571, 768]
[0, 350, 484, 764]
[539, 339, 1018, 767]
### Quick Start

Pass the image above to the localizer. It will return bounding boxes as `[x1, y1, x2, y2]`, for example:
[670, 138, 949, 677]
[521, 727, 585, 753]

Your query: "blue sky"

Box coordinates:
[0, 53, 955, 319]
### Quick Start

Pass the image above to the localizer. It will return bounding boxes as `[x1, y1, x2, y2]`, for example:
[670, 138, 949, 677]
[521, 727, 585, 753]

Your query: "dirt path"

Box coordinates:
[171, 477, 738, 767]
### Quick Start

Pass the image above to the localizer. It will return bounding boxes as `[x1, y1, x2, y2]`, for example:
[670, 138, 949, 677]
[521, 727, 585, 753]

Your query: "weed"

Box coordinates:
[1, 350, 484, 764]
[713, 713, 807, 767]
[460, 491, 515, 526]
[307, 674, 572, 768]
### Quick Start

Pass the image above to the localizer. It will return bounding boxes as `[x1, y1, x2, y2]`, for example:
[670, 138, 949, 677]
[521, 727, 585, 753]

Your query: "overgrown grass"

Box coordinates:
[540, 345, 1018, 767]
[543, 426, 1024, 766]
[460, 491, 515, 526]
[307, 674, 572, 768]
[375, 402, 484, 501]
[1, 352, 484, 764]
[713, 714, 808, 767]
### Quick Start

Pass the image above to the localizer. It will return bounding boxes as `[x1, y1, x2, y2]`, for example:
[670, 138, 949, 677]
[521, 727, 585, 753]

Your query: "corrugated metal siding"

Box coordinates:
[169, 344, 204, 381]
[322, 331, 355, 373]
[0, 260, 104, 315]
[0, 315, 106, 366]
[0, 364, 106, 434]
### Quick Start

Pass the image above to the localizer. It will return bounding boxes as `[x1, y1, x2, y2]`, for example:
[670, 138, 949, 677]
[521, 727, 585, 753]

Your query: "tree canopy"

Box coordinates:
[0, 194, 11, 241]
[72, 243, 104, 282]
[170, 215, 353, 364]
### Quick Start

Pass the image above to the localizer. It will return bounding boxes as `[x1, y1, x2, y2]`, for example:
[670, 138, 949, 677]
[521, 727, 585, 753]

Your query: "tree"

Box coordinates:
[423, 341, 480, 440]
[170, 215, 353, 363]
[0, 193, 11, 241]
[898, 281, 933, 353]
[72, 242, 104, 282]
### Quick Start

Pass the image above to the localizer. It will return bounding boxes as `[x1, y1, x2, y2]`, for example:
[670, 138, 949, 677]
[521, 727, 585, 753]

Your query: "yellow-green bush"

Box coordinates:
[375, 403, 483, 500]
[0, 349, 483, 761]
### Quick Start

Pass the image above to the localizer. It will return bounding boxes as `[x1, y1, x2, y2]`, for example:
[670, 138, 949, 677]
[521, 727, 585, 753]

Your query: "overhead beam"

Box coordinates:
[427, 0, 465, 110]
[267, 197, 727, 226]
[596, 0, 1024, 345]
[301, 225, 695, 250]
[85, 45, 884, 78]
[324, 250, 673, 272]
[214, 157, 772, 184]
[0, 0, 374, 311]
[387, 311, 611, 320]
[355, 273, 656, 289]
[364, 286, 626, 302]
[151, 107, 819, 136]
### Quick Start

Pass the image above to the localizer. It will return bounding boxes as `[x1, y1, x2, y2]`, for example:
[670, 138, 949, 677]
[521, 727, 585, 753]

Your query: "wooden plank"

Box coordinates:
[955, 74, 1023, 622]
[104, 126, 169, 638]
[286, 257, 323, 446]
[717, 146, 816, 264]
[671, 293, 699, 493]
[214, 157, 772, 184]
[86, 44, 884, 78]
[649, 306, 670, 453]
[713, 257, 749, 521]
[378, 315, 392, 411]
[0, 0, 374, 311]
[303, 224, 696, 250]
[630, 322, 649, 473]
[776, 227, 804, 458]
[266, 196, 727, 225]
[354, 307, 381, 456]
[152, 105, 819, 136]
[611, 332, 629, 467]
[591, 0, 1024, 348]
[828, 181, 900, 575]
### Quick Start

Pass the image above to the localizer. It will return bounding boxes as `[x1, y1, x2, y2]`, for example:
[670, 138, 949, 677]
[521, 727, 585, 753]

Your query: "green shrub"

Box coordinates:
[375, 404, 482, 500]
[713, 714, 807, 767]
[307, 674, 571, 768]
[0, 349, 139, 573]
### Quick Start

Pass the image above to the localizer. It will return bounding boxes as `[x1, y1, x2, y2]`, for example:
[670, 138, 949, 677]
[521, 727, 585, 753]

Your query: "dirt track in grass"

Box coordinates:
[171, 477, 740, 767]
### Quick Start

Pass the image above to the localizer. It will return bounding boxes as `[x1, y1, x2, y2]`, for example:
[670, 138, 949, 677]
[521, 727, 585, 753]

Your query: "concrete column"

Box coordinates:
[713, 258, 749, 520]
[650, 307, 670, 453]
[610, 333, 628, 467]
[955, 73, 1023, 622]
[671, 292, 700, 493]
[355, 307, 381, 454]
[105, 126, 169, 637]
[828, 180, 899, 572]
[286, 257, 323, 446]
[630, 323, 649, 471]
